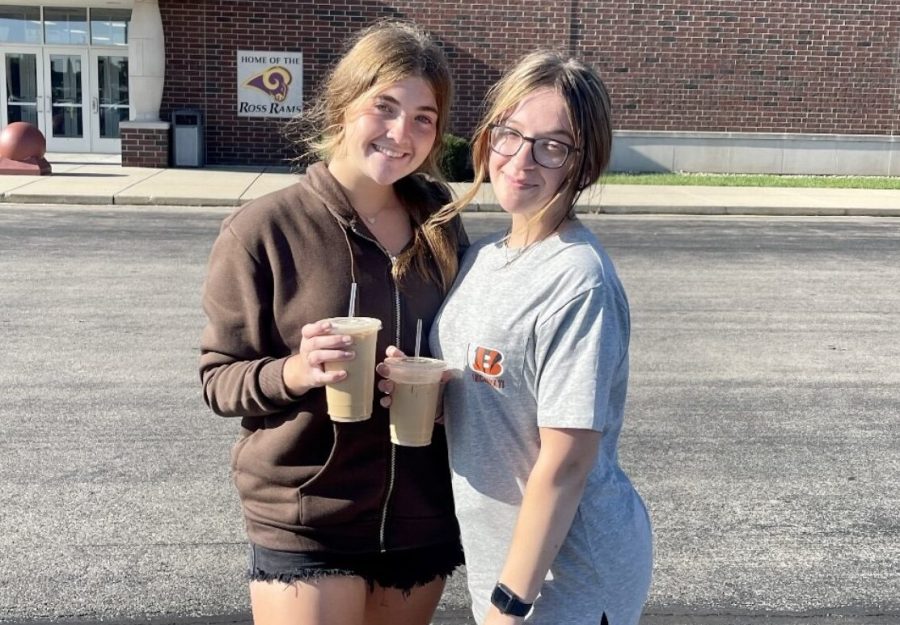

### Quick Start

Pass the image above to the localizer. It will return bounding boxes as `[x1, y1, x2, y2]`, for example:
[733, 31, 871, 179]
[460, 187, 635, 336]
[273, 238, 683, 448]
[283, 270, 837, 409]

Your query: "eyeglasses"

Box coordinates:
[488, 124, 579, 169]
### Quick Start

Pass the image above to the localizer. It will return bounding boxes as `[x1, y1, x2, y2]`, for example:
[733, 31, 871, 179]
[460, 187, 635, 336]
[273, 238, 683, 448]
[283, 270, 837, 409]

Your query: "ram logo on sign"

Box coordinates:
[237, 51, 303, 118]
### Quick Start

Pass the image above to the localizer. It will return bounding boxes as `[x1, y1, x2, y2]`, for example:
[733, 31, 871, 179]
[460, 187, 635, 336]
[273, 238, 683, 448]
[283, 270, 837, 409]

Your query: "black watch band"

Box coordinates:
[490, 582, 533, 617]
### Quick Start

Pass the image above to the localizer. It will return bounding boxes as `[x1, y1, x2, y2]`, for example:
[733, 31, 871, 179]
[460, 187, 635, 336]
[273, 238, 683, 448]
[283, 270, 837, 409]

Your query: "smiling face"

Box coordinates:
[330, 76, 439, 189]
[488, 87, 575, 225]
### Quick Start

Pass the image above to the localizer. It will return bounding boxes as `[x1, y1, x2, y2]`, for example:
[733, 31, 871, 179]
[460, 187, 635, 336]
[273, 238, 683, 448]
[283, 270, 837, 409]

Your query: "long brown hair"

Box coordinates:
[286, 21, 460, 291]
[443, 51, 613, 231]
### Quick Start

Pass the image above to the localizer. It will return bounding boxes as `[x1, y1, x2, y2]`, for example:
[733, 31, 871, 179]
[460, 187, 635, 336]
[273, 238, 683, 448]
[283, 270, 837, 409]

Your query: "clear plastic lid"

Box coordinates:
[385, 356, 446, 384]
[326, 316, 382, 334]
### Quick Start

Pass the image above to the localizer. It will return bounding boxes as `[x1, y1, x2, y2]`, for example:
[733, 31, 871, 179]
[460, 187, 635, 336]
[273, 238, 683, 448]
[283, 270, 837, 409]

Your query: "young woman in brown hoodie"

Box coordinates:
[200, 22, 467, 625]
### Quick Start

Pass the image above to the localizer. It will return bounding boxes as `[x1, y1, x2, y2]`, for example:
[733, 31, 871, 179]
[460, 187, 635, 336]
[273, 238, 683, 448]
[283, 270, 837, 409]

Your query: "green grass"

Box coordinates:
[601, 172, 900, 190]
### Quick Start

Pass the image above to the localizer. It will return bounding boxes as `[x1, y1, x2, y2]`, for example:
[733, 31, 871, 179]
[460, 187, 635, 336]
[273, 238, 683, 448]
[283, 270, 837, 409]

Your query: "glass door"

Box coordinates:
[2, 51, 41, 128]
[89, 51, 128, 153]
[42, 48, 89, 152]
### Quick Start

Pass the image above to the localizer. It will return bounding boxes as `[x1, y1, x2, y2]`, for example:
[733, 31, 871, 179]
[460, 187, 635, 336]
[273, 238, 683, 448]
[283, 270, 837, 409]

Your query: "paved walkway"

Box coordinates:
[0, 153, 898, 215]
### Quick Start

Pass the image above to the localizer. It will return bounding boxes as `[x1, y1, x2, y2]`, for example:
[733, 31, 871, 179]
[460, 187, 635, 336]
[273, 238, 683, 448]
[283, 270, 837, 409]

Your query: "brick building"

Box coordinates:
[2, 0, 898, 174]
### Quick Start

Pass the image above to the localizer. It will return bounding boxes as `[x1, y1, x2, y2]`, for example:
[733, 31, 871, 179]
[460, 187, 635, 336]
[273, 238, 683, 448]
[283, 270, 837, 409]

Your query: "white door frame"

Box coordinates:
[0, 46, 45, 134]
[89, 49, 129, 153]
[42, 46, 90, 152]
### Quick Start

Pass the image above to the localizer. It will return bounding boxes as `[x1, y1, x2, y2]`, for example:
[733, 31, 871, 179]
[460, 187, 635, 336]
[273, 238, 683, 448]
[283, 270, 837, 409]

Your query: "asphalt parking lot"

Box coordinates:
[1, 205, 898, 624]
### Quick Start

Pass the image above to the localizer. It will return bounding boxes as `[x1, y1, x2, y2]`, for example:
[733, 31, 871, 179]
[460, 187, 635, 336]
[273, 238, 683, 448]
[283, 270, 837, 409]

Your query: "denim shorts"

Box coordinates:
[247, 541, 464, 593]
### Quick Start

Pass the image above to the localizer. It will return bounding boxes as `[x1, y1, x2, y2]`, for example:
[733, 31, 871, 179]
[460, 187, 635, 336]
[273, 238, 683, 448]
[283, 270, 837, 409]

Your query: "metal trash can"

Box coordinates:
[171, 109, 204, 167]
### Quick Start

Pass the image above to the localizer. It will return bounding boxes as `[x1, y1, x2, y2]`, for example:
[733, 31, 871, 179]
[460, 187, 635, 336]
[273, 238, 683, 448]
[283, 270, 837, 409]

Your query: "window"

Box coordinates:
[0, 5, 41, 44]
[5, 53, 39, 126]
[44, 7, 89, 46]
[91, 9, 131, 47]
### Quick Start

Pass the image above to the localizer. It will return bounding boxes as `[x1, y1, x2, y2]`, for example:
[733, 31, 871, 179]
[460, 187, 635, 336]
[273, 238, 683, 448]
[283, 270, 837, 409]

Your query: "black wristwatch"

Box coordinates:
[490, 582, 533, 617]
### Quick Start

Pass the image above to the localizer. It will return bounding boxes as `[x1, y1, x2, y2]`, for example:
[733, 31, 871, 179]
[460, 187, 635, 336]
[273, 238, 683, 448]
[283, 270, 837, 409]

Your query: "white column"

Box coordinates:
[128, 0, 166, 122]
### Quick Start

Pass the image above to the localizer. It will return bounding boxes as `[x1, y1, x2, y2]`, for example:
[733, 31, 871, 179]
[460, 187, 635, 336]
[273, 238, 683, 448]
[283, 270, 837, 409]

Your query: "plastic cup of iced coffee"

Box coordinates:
[384, 356, 446, 446]
[323, 317, 382, 422]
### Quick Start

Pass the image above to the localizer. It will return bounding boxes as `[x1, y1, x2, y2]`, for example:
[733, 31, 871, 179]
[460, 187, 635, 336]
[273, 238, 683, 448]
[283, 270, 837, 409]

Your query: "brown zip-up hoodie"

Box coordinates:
[200, 162, 466, 554]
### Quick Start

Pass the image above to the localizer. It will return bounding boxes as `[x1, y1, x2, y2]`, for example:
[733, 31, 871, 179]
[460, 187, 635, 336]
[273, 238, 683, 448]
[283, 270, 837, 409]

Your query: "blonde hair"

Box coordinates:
[286, 20, 460, 291]
[444, 51, 613, 232]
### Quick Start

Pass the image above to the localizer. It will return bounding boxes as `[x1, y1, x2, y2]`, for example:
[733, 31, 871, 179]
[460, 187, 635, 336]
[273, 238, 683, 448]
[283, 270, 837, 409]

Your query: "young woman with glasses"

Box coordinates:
[418, 50, 653, 624]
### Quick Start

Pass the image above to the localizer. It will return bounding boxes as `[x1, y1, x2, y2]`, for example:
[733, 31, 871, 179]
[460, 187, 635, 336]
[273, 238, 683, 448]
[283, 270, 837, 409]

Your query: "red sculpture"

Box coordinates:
[0, 122, 52, 175]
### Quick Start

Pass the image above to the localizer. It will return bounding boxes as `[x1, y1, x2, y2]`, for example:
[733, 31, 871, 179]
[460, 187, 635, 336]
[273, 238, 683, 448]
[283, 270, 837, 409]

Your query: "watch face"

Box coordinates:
[491, 584, 513, 611]
[491, 583, 531, 617]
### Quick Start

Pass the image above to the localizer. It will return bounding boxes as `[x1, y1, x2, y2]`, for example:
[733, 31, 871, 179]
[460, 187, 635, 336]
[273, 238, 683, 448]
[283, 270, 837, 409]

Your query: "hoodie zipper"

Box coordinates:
[350, 224, 400, 553]
[379, 258, 400, 552]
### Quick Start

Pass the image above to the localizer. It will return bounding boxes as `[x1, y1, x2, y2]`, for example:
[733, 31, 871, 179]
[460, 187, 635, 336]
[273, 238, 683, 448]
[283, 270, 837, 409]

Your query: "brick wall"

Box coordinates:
[159, 0, 899, 166]
[121, 125, 169, 168]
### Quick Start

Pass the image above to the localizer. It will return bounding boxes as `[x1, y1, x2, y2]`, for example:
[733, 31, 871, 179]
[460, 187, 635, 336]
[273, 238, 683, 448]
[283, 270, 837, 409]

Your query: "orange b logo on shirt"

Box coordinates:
[472, 346, 504, 377]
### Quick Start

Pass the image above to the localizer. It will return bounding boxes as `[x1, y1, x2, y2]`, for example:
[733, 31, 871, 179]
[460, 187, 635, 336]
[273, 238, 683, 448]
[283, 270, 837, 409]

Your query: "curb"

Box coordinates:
[1, 195, 898, 217]
[466, 204, 900, 217]
[3, 193, 115, 205]
[112, 195, 244, 206]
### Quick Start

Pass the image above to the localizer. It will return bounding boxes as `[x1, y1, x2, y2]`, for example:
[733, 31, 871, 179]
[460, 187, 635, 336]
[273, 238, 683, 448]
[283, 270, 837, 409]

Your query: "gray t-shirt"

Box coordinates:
[431, 220, 652, 625]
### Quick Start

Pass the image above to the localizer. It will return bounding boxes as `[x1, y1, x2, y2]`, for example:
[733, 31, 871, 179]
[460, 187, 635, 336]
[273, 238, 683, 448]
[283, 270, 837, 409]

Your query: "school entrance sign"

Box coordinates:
[236, 50, 303, 118]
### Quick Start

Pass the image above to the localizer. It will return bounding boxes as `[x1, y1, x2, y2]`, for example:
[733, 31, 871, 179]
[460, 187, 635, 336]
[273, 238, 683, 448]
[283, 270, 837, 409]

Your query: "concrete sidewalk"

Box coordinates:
[0, 153, 898, 215]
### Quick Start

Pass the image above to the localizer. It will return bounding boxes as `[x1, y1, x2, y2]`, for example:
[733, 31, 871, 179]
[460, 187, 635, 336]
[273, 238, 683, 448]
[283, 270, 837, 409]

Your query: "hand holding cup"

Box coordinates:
[377, 346, 455, 408]
[377, 347, 449, 445]
[376, 345, 407, 408]
[283, 320, 356, 397]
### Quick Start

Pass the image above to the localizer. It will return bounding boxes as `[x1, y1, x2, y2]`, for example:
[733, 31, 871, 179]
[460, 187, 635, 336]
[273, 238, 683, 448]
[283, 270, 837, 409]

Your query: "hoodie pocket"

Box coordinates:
[232, 408, 333, 530]
[298, 419, 386, 527]
[295, 421, 339, 492]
